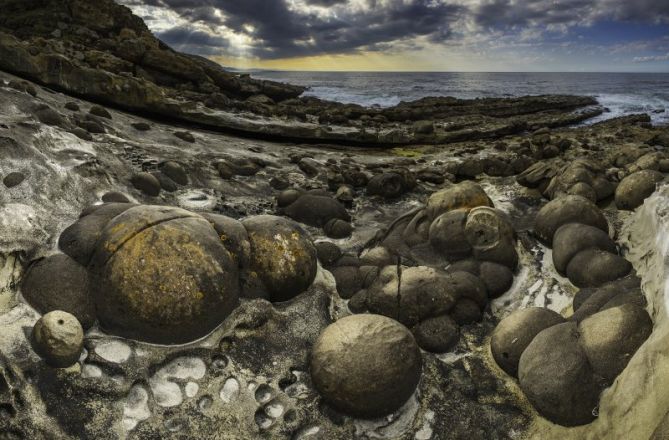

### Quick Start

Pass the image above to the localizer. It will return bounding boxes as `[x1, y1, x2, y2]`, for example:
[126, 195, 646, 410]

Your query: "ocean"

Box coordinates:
[251, 71, 669, 126]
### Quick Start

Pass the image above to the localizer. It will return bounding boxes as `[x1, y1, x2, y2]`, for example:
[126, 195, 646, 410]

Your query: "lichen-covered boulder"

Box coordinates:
[578, 303, 652, 381]
[31, 311, 84, 368]
[88, 205, 240, 344]
[552, 223, 617, 275]
[565, 249, 632, 288]
[426, 181, 492, 220]
[615, 170, 664, 211]
[310, 314, 422, 418]
[21, 254, 95, 329]
[491, 307, 565, 377]
[534, 195, 608, 245]
[518, 322, 601, 426]
[242, 215, 317, 303]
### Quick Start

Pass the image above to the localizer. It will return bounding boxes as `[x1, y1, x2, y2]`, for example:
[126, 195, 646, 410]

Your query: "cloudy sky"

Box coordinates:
[120, 0, 669, 72]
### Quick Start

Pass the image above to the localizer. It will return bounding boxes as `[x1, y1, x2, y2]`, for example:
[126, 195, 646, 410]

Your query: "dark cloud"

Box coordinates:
[120, 0, 669, 59]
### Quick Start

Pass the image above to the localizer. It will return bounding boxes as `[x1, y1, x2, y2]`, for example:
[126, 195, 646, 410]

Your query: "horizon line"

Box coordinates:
[224, 68, 669, 74]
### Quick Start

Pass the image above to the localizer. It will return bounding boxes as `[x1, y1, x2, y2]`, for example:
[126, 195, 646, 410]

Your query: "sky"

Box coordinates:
[119, 0, 669, 72]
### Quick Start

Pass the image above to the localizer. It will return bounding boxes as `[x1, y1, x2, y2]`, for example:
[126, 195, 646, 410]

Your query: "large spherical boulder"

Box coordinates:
[464, 207, 517, 269]
[428, 209, 472, 260]
[426, 181, 492, 220]
[242, 215, 317, 302]
[552, 223, 617, 275]
[565, 249, 632, 288]
[31, 311, 84, 368]
[578, 303, 652, 381]
[518, 322, 601, 426]
[283, 194, 350, 227]
[310, 314, 422, 418]
[491, 307, 565, 377]
[615, 170, 664, 211]
[534, 195, 608, 246]
[21, 254, 95, 329]
[396, 266, 460, 326]
[88, 206, 240, 344]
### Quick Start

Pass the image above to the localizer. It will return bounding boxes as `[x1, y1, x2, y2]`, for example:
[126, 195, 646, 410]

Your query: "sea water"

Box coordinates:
[252, 71, 669, 126]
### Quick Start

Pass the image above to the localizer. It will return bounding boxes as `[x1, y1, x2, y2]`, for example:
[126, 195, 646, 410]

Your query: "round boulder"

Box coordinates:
[88, 206, 240, 344]
[21, 254, 95, 329]
[426, 181, 492, 220]
[412, 314, 459, 353]
[283, 194, 350, 228]
[615, 170, 664, 211]
[367, 173, 407, 199]
[566, 249, 632, 288]
[578, 303, 652, 381]
[428, 209, 472, 260]
[31, 311, 84, 368]
[131, 172, 161, 197]
[552, 223, 617, 275]
[518, 322, 601, 426]
[534, 195, 608, 246]
[310, 314, 422, 418]
[491, 307, 565, 377]
[464, 207, 517, 269]
[243, 215, 317, 303]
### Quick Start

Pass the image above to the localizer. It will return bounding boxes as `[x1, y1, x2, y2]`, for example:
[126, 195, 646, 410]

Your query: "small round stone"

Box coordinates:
[3, 172, 25, 188]
[131, 172, 161, 197]
[491, 307, 565, 377]
[314, 241, 342, 266]
[565, 249, 632, 288]
[160, 161, 188, 185]
[310, 314, 422, 418]
[276, 189, 303, 208]
[552, 223, 617, 275]
[615, 170, 664, 211]
[31, 311, 84, 368]
[426, 181, 493, 220]
[412, 314, 459, 353]
[101, 191, 130, 203]
[324, 218, 353, 239]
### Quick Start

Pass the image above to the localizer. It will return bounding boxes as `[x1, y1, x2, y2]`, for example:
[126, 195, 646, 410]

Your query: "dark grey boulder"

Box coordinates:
[412, 314, 459, 353]
[160, 161, 188, 185]
[131, 172, 161, 197]
[21, 254, 95, 329]
[3, 172, 25, 188]
[367, 173, 407, 199]
[283, 194, 350, 228]
[428, 209, 472, 260]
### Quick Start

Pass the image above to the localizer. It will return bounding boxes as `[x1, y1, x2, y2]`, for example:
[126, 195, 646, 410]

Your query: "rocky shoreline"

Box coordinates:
[1, 1, 669, 440]
[0, 0, 604, 147]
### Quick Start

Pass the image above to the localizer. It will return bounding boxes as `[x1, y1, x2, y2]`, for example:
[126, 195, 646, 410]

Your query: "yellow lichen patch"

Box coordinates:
[391, 147, 424, 158]
[103, 220, 228, 325]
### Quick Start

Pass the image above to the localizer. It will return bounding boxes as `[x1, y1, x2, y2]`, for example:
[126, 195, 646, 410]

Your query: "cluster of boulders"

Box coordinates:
[21, 199, 319, 350]
[491, 193, 653, 426]
[130, 161, 189, 197]
[517, 147, 667, 211]
[313, 182, 517, 354]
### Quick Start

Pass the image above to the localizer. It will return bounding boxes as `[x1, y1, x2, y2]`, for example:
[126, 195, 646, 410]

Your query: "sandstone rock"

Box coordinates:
[479, 262, 514, 298]
[310, 314, 422, 418]
[314, 241, 341, 266]
[89, 105, 111, 119]
[174, 131, 195, 143]
[31, 311, 84, 368]
[3, 171, 24, 188]
[367, 173, 407, 199]
[491, 307, 565, 377]
[330, 266, 363, 299]
[464, 207, 517, 269]
[160, 161, 188, 185]
[324, 218, 353, 239]
[101, 191, 130, 203]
